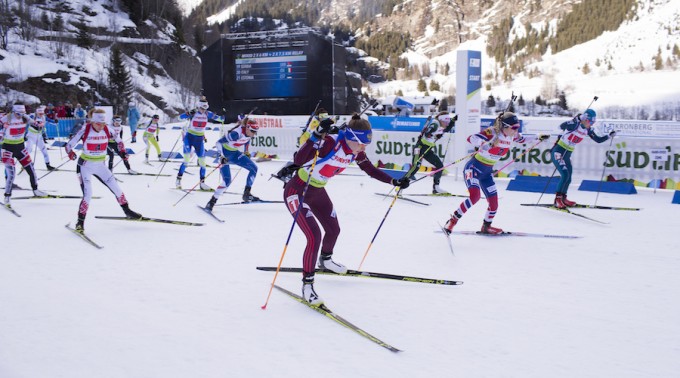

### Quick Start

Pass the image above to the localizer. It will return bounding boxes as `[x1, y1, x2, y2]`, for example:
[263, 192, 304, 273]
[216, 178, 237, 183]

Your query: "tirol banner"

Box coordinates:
[210, 114, 680, 189]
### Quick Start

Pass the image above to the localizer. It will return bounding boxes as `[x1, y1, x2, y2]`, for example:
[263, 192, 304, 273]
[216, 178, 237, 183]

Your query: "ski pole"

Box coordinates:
[536, 166, 558, 205]
[383, 144, 434, 199]
[382, 115, 434, 198]
[410, 149, 478, 184]
[594, 134, 615, 207]
[54, 120, 63, 159]
[37, 157, 71, 181]
[492, 138, 545, 175]
[155, 128, 184, 182]
[172, 163, 222, 206]
[262, 150, 320, 310]
[357, 186, 403, 270]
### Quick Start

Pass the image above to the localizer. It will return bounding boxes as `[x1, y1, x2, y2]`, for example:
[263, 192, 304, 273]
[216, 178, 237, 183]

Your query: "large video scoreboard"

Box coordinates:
[234, 49, 307, 98]
[200, 28, 351, 116]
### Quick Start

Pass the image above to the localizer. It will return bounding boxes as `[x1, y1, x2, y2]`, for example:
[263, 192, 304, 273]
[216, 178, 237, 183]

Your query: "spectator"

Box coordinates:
[64, 101, 74, 117]
[74, 103, 86, 119]
[56, 102, 67, 118]
[126, 101, 140, 143]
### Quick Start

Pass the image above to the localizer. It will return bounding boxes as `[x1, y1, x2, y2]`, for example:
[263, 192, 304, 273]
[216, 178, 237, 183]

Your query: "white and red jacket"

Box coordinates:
[469, 127, 526, 167]
[0, 113, 34, 145]
[67, 123, 124, 162]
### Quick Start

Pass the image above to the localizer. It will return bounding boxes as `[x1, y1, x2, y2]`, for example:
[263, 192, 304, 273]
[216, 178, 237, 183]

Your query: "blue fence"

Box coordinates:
[44, 118, 85, 138]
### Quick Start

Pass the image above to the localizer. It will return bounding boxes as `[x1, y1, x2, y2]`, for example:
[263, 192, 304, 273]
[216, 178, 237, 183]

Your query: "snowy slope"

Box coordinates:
[369, 0, 680, 111]
[1, 127, 678, 377]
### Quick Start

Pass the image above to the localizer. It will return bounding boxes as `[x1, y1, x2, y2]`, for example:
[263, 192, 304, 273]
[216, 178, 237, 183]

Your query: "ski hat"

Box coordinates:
[316, 108, 329, 120]
[344, 115, 373, 145]
[152, 114, 160, 120]
[129, 102, 135, 107]
[245, 118, 259, 132]
[36, 106, 46, 114]
[112, 115, 122, 123]
[12, 104, 26, 114]
[583, 109, 596, 122]
[437, 111, 452, 125]
[500, 111, 520, 129]
[91, 111, 107, 123]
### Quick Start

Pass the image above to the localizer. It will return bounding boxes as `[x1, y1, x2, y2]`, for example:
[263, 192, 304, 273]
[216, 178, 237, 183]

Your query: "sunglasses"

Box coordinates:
[502, 115, 520, 130]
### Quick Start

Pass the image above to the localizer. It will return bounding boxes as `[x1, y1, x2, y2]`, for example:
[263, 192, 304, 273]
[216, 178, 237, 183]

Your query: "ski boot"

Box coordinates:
[443, 215, 459, 235]
[121, 204, 142, 219]
[199, 179, 212, 191]
[175, 175, 182, 189]
[205, 196, 217, 211]
[554, 193, 567, 209]
[33, 189, 47, 197]
[46, 163, 55, 171]
[562, 193, 577, 207]
[318, 252, 348, 274]
[480, 221, 503, 235]
[242, 186, 260, 202]
[302, 275, 323, 306]
[432, 184, 449, 195]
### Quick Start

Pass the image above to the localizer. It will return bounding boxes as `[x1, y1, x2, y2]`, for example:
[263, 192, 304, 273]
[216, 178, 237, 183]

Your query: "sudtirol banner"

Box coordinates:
[235, 114, 680, 188]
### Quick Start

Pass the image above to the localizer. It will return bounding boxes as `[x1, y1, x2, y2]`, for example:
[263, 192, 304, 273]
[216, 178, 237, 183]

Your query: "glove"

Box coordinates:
[609, 130, 617, 138]
[313, 118, 335, 138]
[220, 156, 228, 165]
[391, 176, 410, 189]
[538, 134, 550, 141]
[156, 135, 159, 142]
[204, 136, 208, 143]
[68, 150, 77, 160]
[275, 164, 299, 182]
[244, 151, 251, 157]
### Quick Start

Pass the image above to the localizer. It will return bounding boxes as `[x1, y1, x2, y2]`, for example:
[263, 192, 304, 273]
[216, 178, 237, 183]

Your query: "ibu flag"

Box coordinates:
[392, 97, 414, 111]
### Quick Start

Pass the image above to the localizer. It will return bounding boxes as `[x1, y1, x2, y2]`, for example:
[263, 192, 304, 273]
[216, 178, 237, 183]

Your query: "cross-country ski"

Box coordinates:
[94, 215, 204, 226]
[273, 285, 401, 353]
[257, 267, 463, 286]
[197, 205, 225, 223]
[521, 203, 640, 211]
[65, 223, 103, 249]
[441, 230, 583, 239]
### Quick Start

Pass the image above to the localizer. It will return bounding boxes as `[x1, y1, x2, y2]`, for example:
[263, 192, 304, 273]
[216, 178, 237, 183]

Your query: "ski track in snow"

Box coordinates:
[0, 129, 678, 377]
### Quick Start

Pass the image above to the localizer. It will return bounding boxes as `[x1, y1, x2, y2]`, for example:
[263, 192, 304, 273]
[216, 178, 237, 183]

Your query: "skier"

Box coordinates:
[65, 108, 142, 232]
[176, 97, 223, 190]
[1, 102, 48, 203]
[26, 105, 54, 171]
[408, 111, 456, 194]
[106, 115, 137, 174]
[551, 109, 615, 208]
[205, 118, 261, 210]
[142, 114, 162, 164]
[443, 112, 549, 235]
[126, 101, 140, 143]
[277, 114, 410, 306]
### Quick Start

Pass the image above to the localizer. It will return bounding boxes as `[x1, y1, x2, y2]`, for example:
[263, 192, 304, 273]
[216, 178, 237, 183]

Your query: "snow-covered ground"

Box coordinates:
[1, 128, 679, 377]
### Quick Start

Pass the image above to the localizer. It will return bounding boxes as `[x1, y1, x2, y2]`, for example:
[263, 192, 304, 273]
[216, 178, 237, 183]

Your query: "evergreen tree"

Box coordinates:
[654, 48, 663, 70]
[582, 63, 591, 74]
[53, 13, 63, 31]
[417, 78, 427, 92]
[486, 95, 496, 108]
[558, 91, 568, 110]
[108, 47, 134, 113]
[429, 80, 440, 92]
[74, 16, 94, 49]
[518, 94, 525, 106]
